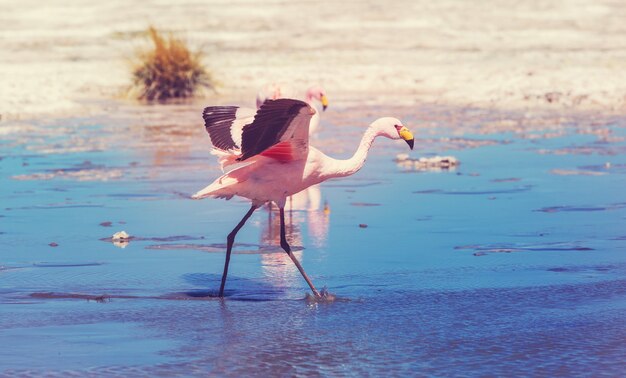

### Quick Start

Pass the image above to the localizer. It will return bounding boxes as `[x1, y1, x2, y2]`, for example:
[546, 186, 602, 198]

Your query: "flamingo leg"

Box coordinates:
[279, 207, 321, 297]
[219, 204, 257, 297]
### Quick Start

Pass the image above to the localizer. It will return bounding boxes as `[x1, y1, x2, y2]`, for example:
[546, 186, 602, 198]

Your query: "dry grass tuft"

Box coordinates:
[132, 27, 214, 102]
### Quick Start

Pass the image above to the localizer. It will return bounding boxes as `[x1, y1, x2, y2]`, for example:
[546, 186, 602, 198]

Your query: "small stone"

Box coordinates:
[112, 231, 130, 240]
[111, 231, 131, 249]
[359, 224, 368, 228]
[49, 242, 59, 247]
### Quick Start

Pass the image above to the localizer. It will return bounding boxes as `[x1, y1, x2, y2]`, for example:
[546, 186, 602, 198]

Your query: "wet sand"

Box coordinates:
[2, 0, 626, 121]
[2, 101, 626, 375]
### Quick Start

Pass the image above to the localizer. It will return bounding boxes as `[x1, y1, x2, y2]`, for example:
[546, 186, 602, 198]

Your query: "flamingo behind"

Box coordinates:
[193, 99, 414, 298]
[256, 84, 329, 135]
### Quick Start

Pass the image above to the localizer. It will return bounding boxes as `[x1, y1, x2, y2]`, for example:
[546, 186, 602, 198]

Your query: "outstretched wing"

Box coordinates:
[202, 106, 255, 151]
[238, 99, 314, 161]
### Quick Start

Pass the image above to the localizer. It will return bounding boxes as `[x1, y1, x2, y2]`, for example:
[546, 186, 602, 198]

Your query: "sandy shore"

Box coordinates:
[1, 0, 625, 121]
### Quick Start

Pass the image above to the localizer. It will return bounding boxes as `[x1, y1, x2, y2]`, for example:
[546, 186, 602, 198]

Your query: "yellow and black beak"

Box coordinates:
[321, 95, 329, 111]
[399, 126, 414, 150]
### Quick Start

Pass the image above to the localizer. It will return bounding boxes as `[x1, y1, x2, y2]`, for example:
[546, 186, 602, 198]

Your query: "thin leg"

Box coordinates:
[219, 204, 257, 297]
[279, 207, 321, 297]
[267, 203, 273, 241]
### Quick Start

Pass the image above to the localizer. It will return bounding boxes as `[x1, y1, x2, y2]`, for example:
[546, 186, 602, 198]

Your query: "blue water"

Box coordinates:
[1, 104, 626, 376]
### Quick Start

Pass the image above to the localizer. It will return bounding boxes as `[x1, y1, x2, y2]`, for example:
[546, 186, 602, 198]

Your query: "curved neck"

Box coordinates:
[325, 126, 379, 178]
[309, 107, 320, 135]
[304, 93, 320, 135]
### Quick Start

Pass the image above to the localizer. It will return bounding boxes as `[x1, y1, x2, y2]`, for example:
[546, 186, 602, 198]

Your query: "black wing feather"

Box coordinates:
[202, 106, 239, 150]
[238, 99, 308, 161]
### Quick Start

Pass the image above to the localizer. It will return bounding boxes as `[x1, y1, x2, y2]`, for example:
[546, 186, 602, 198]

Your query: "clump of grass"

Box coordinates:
[132, 27, 214, 102]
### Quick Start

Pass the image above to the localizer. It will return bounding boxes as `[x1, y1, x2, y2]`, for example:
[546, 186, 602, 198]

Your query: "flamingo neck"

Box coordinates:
[328, 126, 379, 178]
[308, 105, 320, 135]
[304, 92, 320, 135]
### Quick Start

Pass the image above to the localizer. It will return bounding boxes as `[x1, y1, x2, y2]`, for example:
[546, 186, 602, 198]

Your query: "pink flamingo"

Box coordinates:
[257, 84, 329, 212]
[193, 99, 414, 297]
[256, 84, 329, 135]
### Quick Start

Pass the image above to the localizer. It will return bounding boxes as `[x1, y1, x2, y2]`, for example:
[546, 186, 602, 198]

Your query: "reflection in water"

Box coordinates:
[286, 185, 322, 212]
[134, 118, 203, 181]
[259, 187, 330, 288]
[307, 207, 330, 249]
[259, 208, 304, 289]
[285, 184, 331, 249]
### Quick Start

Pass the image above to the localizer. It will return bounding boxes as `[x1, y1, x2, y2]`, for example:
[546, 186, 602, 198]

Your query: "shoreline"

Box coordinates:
[2, 89, 624, 129]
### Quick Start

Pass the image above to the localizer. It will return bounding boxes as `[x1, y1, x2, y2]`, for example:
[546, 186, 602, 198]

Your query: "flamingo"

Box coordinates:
[256, 84, 329, 135]
[192, 98, 414, 298]
[257, 84, 329, 211]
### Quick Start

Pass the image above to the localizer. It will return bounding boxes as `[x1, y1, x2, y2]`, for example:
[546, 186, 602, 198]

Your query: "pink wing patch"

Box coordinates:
[259, 141, 294, 162]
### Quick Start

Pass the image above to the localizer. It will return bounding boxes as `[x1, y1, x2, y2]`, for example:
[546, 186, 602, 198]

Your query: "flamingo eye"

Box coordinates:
[394, 125, 403, 131]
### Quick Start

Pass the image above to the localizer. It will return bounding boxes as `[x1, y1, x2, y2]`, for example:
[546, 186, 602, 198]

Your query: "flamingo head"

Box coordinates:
[306, 85, 329, 111]
[371, 117, 415, 150]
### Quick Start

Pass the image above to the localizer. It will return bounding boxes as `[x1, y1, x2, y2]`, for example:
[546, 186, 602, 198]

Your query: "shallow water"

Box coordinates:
[1, 103, 626, 376]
